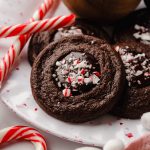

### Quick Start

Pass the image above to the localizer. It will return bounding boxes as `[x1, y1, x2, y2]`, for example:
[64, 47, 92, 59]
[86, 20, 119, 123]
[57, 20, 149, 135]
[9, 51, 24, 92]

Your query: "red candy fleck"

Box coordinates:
[73, 59, 80, 65]
[78, 76, 84, 84]
[77, 60, 80, 64]
[126, 133, 133, 138]
[67, 77, 72, 83]
[144, 72, 150, 77]
[93, 71, 101, 77]
[34, 108, 38, 111]
[80, 69, 86, 75]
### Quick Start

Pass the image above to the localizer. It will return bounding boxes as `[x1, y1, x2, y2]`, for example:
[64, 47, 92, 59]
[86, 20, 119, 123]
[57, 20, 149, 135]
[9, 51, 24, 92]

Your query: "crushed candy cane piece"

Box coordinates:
[63, 88, 71, 97]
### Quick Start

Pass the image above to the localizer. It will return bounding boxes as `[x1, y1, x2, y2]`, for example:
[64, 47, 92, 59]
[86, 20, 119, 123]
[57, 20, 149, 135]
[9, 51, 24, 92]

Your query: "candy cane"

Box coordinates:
[0, 14, 76, 38]
[0, 126, 47, 150]
[0, 0, 59, 87]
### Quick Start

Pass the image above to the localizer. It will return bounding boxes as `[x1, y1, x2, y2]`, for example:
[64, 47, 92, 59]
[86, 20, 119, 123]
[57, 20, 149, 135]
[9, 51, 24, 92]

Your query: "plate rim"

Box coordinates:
[1, 98, 104, 147]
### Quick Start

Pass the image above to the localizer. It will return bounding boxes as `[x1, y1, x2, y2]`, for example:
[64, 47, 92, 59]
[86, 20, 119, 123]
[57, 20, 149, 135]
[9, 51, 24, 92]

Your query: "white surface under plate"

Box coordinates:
[0, 0, 148, 148]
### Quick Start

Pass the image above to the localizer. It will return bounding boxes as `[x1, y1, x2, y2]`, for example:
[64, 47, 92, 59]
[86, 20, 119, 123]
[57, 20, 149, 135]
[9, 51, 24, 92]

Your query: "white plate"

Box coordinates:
[0, 0, 148, 148]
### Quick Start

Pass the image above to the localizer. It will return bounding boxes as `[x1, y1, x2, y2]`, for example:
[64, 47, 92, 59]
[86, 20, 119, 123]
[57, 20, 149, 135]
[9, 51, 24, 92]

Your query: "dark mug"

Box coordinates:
[63, 0, 141, 23]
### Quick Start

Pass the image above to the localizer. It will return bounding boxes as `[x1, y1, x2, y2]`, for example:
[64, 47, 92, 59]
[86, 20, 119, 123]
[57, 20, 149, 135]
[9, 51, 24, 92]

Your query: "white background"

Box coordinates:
[0, 0, 145, 150]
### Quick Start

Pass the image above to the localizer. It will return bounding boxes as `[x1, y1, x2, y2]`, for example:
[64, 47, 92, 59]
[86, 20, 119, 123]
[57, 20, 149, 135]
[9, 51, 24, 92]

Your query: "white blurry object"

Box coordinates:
[141, 112, 150, 130]
[103, 139, 125, 150]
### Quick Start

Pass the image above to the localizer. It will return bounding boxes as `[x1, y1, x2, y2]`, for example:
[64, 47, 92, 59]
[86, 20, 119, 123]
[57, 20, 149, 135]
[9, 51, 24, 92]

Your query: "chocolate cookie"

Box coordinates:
[113, 9, 150, 57]
[144, 0, 150, 9]
[28, 19, 110, 65]
[31, 35, 125, 123]
[112, 42, 150, 119]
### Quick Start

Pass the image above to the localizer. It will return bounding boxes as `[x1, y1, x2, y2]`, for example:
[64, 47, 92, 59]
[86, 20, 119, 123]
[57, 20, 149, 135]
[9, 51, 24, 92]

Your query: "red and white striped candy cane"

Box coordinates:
[0, 126, 47, 150]
[0, 0, 59, 87]
[0, 14, 76, 38]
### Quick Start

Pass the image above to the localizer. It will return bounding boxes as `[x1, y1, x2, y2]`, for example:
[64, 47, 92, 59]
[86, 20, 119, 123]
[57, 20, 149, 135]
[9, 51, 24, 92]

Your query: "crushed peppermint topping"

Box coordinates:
[52, 52, 101, 97]
[53, 26, 83, 41]
[115, 46, 150, 87]
[133, 24, 150, 45]
[62, 88, 71, 97]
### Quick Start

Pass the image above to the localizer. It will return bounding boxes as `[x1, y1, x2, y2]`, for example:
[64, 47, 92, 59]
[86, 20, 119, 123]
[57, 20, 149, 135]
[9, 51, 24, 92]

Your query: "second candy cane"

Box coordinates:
[0, 15, 76, 38]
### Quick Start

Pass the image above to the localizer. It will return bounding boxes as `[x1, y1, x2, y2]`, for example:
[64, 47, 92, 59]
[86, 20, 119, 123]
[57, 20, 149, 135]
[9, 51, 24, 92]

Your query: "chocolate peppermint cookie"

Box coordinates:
[31, 35, 125, 123]
[113, 9, 150, 57]
[28, 19, 109, 65]
[112, 42, 150, 119]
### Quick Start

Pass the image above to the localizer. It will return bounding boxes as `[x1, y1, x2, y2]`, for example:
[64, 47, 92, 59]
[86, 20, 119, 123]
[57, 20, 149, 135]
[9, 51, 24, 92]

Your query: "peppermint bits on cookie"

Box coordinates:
[52, 52, 101, 97]
[112, 41, 150, 119]
[133, 24, 150, 45]
[115, 45, 150, 87]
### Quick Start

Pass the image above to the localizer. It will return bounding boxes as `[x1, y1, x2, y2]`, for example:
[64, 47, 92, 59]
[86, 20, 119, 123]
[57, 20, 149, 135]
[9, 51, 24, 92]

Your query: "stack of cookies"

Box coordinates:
[29, 5, 150, 123]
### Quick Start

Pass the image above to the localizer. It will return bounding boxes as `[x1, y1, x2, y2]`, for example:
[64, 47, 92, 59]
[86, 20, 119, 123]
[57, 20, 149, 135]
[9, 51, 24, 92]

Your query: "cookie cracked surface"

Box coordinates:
[31, 35, 125, 123]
